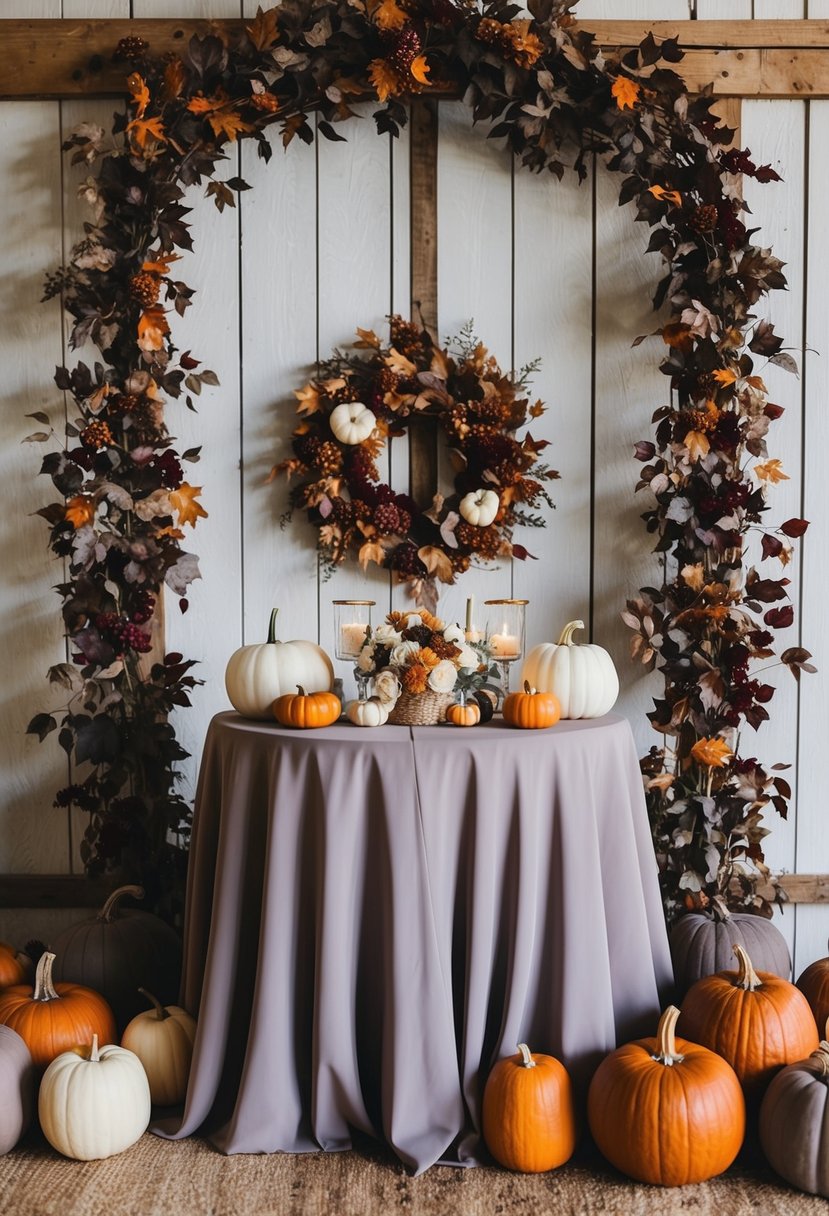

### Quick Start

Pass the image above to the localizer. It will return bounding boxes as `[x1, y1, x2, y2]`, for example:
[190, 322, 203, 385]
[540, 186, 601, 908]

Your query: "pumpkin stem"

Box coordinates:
[296, 685, 306, 695]
[557, 620, 585, 646]
[100, 884, 145, 923]
[139, 987, 170, 1021]
[89, 1033, 100, 1063]
[517, 1043, 536, 1069]
[33, 951, 60, 1002]
[732, 943, 762, 991]
[267, 607, 279, 644]
[651, 1006, 685, 1066]
[522, 681, 536, 695]
[810, 1041, 829, 1078]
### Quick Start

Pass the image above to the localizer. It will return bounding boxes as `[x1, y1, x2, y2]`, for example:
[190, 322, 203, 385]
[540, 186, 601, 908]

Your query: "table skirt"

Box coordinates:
[154, 712, 672, 1173]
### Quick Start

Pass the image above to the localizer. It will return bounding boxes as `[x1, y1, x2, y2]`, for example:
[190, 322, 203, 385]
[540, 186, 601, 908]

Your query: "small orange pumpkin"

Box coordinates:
[588, 1005, 745, 1186]
[679, 943, 819, 1099]
[482, 1042, 576, 1173]
[502, 682, 560, 730]
[273, 685, 341, 729]
[446, 700, 481, 728]
[0, 944, 25, 991]
[0, 952, 116, 1071]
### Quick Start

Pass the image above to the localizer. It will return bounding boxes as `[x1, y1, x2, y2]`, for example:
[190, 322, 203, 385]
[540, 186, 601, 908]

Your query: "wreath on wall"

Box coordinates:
[26, 0, 813, 924]
[275, 317, 556, 612]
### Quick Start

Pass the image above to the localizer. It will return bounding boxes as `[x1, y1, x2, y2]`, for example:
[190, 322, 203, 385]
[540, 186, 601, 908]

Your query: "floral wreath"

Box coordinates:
[276, 318, 556, 610]
[25, 0, 814, 923]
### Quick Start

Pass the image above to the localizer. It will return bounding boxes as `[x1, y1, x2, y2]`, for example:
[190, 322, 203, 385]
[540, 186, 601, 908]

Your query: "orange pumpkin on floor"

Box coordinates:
[502, 682, 560, 730]
[482, 1042, 576, 1173]
[0, 951, 116, 1071]
[273, 685, 341, 729]
[0, 943, 25, 991]
[796, 942, 829, 1036]
[588, 1005, 745, 1186]
[679, 943, 819, 1099]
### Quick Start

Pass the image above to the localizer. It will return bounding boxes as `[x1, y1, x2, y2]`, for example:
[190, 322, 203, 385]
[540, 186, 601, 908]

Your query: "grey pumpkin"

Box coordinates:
[0, 1025, 35, 1154]
[760, 1032, 829, 1198]
[670, 910, 791, 997]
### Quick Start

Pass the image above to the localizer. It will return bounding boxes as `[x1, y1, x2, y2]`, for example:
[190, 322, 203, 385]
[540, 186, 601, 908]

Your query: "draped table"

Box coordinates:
[155, 711, 672, 1173]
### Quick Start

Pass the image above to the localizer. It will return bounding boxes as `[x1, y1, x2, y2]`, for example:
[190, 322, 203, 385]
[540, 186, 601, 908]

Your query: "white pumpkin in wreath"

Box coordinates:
[459, 488, 499, 527]
[329, 401, 376, 445]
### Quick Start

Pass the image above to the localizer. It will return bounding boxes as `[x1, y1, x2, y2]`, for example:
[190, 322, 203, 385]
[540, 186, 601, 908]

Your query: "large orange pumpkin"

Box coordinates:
[273, 685, 341, 729]
[482, 1042, 576, 1173]
[796, 942, 829, 1036]
[0, 951, 116, 1071]
[679, 943, 819, 1099]
[587, 1005, 745, 1186]
[0, 943, 25, 991]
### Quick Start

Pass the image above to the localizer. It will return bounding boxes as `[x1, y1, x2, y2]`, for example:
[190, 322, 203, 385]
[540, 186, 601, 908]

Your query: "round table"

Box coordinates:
[154, 712, 672, 1174]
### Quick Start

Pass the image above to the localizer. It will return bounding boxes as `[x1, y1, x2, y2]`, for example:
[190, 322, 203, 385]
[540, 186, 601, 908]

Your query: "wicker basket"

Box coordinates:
[387, 689, 454, 726]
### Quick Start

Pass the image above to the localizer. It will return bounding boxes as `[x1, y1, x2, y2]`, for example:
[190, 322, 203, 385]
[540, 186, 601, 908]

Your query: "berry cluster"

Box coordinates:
[95, 612, 153, 655]
[81, 420, 113, 450]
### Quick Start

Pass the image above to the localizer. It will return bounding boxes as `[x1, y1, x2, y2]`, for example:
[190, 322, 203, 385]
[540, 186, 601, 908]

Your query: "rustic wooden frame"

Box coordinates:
[1, 17, 824, 910]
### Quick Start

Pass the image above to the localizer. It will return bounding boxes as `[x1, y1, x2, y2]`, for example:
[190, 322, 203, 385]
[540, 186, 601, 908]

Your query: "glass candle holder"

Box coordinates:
[333, 600, 375, 701]
[484, 599, 528, 703]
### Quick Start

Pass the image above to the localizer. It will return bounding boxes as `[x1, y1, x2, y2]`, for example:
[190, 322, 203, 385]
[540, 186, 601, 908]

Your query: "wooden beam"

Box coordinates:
[0, 874, 114, 909]
[775, 874, 829, 905]
[408, 98, 440, 507]
[7, 19, 829, 101]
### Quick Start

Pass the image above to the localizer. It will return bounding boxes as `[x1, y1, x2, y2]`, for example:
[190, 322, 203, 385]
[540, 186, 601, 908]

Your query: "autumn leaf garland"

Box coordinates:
[30, 0, 810, 922]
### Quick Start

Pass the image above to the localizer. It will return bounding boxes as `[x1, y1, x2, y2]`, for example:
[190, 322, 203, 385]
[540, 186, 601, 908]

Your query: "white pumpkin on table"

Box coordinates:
[522, 620, 619, 719]
[346, 697, 390, 728]
[225, 609, 334, 720]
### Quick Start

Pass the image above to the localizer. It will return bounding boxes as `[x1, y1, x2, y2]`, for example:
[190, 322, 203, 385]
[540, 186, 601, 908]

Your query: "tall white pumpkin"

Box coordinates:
[39, 1035, 151, 1161]
[521, 620, 619, 719]
[225, 608, 334, 719]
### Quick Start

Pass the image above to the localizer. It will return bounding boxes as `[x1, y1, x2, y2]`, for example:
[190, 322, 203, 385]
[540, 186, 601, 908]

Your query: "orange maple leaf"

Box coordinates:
[162, 57, 186, 101]
[142, 250, 180, 275]
[208, 110, 254, 142]
[684, 430, 710, 463]
[712, 368, 738, 386]
[294, 383, 321, 416]
[127, 72, 150, 119]
[137, 307, 170, 353]
[187, 93, 223, 114]
[169, 483, 208, 528]
[127, 115, 166, 149]
[65, 495, 96, 530]
[612, 76, 641, 111]
[691, 736, 733, 768]
[373, 0, 408, 30]
[247, 5, 280, 50]
[754, 459, 789, 484]
[369, 58, 404, 103]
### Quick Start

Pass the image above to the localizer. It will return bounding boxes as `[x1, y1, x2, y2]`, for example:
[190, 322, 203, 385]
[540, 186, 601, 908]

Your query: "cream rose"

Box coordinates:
[456, 645, 480, 671]
[427, 659, 458, 694]
[373, 668, 401, 706]
[356, 644, 375, 672]
[373, 623, 403, 646]
[443, 624, 464, 645]
[390, 639, 420, 667]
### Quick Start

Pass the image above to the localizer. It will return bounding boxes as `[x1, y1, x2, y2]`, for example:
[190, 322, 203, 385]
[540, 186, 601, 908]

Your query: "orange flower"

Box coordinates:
[418, 647, 441, 671]
[691, 737, 733, 768]
[403, 664, 428, 694]
[250, 91, 279, 114]
[612, 76, 641, 111]
[65, 495, 96, 530]
[418, 609, 445, 633]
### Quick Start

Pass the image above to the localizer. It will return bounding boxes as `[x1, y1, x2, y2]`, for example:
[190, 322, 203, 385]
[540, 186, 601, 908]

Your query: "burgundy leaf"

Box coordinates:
[764, 606, 794, 629]
[779, 517, 809, 538]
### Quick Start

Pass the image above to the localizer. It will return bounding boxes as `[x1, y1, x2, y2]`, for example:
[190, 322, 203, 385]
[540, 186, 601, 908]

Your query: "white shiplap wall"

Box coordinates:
[1, 0, 827, 973]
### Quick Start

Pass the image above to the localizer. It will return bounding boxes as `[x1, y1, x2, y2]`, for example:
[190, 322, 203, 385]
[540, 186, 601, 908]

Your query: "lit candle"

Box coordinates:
[489, 623, 519, 658]
[340, 622, 367, 657]
[465, 596, 483, 643]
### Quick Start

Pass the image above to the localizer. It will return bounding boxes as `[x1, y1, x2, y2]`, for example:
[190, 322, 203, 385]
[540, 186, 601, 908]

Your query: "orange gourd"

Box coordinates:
[679, 943, 819, 1099]
[588, 1005, 745, 1186]
[273, 685, 341, 729]
[502, 682, 560, 730]
[446, 700, 481, 727]
[0, 952, 116, 1071]
[482, 1042, 576, 1173]
[0, 944, 25, 990]
[796, 941, 829, 1036]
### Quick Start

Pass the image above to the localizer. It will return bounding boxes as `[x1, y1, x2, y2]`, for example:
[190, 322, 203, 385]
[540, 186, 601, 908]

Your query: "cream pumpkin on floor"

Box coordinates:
[121, 988, 196, 1107]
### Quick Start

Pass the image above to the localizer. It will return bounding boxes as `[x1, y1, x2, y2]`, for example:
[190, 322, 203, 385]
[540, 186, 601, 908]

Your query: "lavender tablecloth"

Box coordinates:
[154, 711, 671, 1173]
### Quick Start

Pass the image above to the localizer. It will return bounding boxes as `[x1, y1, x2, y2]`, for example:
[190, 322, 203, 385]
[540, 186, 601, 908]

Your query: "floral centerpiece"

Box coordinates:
[359, 609, 492, 726]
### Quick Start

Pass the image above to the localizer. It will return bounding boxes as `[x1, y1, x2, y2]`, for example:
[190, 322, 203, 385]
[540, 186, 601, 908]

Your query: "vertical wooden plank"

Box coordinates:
[755, 0, 805, 17]
[796, 97, 829, 975]
[134, 0, 244, 802]
[316, 110, 394, 695]
[696, 0, 751, 17]
[431, 101, 512, 633]
[512, 164, 593, 653]
[238, 132, 319, 649]
[408, 101, 439, 512]
[0, 0, 68, 876]
[388, 108, 411, 617]
[738, 99, 805, 959]
[589, 0, 687, 760]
